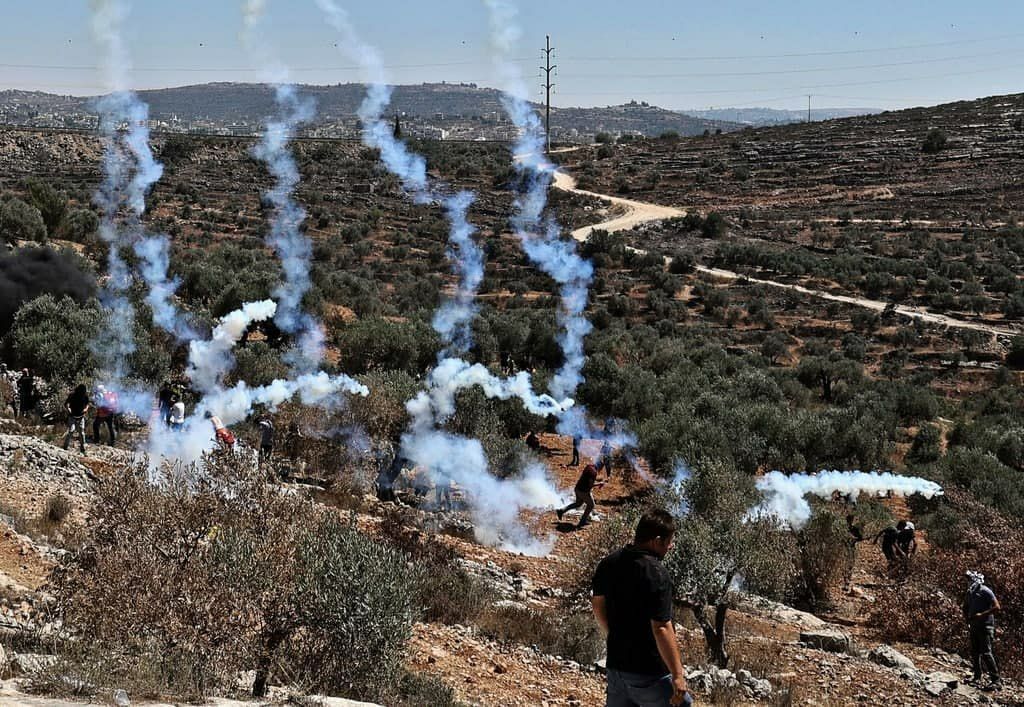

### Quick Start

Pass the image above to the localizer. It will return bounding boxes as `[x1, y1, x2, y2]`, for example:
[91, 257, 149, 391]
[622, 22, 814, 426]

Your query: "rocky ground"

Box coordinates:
[1, 424, 1023, 705]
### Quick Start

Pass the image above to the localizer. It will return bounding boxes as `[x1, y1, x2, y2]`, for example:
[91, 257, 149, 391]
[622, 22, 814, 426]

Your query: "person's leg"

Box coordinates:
[62, 420, 72, 449]
[619, 671, 674, 707]
[92, 417, 101, 443]
[579, 491, 596, 526]
[604, 669, 637, 707]
[970, 626, 984, 681]
[106, 417, 116, 445]
[76, 418, 86, 453]
[980, 626, 999, 682]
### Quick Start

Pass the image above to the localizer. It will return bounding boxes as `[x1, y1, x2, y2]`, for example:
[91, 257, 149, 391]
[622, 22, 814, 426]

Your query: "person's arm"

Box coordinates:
[591, 595, 609, 636]
[651, 620, 689, 704]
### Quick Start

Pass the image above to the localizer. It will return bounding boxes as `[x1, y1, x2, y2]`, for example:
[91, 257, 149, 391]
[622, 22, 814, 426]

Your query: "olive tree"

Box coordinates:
[0, 197, 46, 244]
[663, 460, 795, 666]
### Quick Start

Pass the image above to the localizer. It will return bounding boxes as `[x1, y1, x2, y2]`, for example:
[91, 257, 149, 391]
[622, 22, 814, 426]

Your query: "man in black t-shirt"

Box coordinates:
[873, 524, 900, 566]
[592, 510, 692, 707]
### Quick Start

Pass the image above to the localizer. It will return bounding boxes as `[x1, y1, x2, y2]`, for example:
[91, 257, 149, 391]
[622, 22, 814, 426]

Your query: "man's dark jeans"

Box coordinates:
[606, 669, 691, 707]
[970, 624, 999, 681]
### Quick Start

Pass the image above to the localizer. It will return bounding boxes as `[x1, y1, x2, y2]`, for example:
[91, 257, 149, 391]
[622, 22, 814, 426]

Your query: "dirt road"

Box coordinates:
[551, 168, 1019, 339]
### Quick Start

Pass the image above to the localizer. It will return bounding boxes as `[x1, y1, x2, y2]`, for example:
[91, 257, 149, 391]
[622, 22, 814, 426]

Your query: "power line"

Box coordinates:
[556, 32, 1024, 62]
[0, 58, 536, 73]
[564, 49, 1022, 79]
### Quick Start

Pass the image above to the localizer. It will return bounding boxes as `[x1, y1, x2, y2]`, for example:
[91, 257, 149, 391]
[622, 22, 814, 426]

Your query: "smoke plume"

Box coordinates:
[90, 0, 194, 385]
[750, 470, 944, 529]
[243, 0, 324, 369]
[484, 0, 595, 403]
[186, 299, 277, 394]
[315, 0, 569, 552]
[0, 248, 96, 337]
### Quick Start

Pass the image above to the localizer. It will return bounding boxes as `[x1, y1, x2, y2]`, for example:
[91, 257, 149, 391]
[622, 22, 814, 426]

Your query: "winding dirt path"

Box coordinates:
[551, 168, 1020, 339]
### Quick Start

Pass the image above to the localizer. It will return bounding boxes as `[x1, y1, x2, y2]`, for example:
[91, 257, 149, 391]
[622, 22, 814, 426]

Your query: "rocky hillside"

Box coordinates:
[0, 421, 1020, 706]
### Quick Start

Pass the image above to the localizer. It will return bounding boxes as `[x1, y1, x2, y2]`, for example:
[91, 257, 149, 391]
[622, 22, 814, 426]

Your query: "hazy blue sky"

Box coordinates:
[0, 1, 1022, 111]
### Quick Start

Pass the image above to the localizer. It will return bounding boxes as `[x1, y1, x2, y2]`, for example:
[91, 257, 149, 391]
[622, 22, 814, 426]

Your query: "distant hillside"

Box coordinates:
[0, 82, 739, 140]
[688, 106, 880, 127]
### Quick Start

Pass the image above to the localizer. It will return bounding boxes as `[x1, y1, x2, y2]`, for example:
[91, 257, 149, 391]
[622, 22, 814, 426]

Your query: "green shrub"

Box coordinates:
[55, 458, 417, 701]
[3, 294, 103, 384]
[1, 197, 46, 243]
[921, 129, 948, 154]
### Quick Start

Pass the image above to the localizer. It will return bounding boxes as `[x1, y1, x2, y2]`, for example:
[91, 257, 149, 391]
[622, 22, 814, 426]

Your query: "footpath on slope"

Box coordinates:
[551, 168, 1020, 340]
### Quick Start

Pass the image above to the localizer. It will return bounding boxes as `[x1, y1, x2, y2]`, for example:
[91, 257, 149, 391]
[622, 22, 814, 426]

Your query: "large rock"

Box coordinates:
[799, 628, 851, 654]
[8, 652, 58, 676]
[736, 592, 828, 630]
[868, 645, 916, 670]
[0, 643, 6, 677]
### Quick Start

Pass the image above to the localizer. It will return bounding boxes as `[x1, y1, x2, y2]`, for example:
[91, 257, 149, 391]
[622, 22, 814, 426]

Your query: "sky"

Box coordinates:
[0, 1, 1022, 112]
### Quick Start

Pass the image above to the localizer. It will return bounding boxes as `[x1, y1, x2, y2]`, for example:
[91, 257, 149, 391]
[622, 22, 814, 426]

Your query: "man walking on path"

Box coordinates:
[592, 510, 692, 706]
[557, 463, 604, 528]
[963, 571, 1001, 689]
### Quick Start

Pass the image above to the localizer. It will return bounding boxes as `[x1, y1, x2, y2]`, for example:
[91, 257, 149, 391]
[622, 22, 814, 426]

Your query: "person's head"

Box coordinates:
[171, 394, 180, 404]
[634, 509, 677, 558]
[74, 383, 87, 397]
[896, 520, 907, 531]
[966, 570, 985, 591]
[203, 410, 212, 419]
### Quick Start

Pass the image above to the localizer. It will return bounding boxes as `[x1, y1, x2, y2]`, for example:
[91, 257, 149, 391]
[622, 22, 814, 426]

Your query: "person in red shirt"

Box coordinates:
[92, 385, 118, 446]
[557, 463, 604, 528]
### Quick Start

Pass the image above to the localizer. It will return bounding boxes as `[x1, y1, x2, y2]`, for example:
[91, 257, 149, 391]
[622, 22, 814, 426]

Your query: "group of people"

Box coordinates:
[374, 448, 454, 511]
[60, 382, 120, 454]
[591, 511, 1004, 707]
[874, 519, 917, 567]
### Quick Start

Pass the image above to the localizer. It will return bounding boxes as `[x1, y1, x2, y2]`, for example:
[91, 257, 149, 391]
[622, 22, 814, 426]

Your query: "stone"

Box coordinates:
[594, 657, 607, 675]
[869, 645, 916, 670]
[308, 697, 384, 707]
[113, 688, 130, 706]
[8, 652, 58, 676]
[0, 643, 6, 675]
[924, 682, 947, 697]
[799, 628, 852, 654]
[736, 592, 829, 630]
[751, 678, 773, 698]
[924, 671, 959, 688]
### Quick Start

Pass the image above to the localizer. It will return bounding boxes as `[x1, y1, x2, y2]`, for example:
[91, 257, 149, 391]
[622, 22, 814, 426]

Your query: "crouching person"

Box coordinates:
[592, 509, 693, 706]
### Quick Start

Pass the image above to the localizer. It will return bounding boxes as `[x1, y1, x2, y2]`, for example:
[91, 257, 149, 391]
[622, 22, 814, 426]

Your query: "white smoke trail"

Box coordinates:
[483, 0, 595, 403]
[89, 0, 140, 383]
[91, 0, 195, 374]
[315, 0, 569, 552]
[749, 470, 944, 529]
[407, 357, 573, 425]
[243, 0, 324, 369]
[186, 299, 277, 395]
[316, 0, 486, 356]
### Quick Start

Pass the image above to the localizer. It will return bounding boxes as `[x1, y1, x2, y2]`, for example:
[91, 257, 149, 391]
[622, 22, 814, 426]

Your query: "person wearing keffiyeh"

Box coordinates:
[963, 571, 1001, 688]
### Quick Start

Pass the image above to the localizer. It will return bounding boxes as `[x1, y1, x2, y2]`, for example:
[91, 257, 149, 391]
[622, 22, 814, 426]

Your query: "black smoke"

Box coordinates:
[0, 247, 96, 337]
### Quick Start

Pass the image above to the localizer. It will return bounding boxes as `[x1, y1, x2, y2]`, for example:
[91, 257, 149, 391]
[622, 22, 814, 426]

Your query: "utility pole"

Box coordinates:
[541, 35, 556, 154]
[807, 95, 812, 123]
